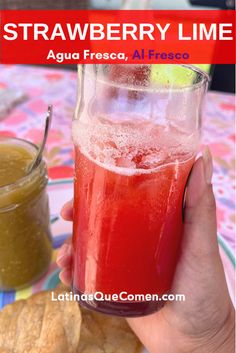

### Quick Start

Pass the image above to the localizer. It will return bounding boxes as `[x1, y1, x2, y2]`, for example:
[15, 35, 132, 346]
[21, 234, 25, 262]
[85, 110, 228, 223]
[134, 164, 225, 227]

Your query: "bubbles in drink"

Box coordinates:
[72, 114, 199, 174]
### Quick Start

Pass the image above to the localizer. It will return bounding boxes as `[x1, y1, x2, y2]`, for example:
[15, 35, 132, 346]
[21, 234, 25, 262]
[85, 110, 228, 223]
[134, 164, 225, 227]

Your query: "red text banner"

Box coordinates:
[0, 10, 235, 64]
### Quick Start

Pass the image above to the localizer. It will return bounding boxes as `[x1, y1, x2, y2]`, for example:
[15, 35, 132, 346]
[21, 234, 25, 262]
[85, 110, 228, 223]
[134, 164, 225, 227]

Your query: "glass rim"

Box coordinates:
[0, 136, 44, 192]
[81, 63, 210, 92]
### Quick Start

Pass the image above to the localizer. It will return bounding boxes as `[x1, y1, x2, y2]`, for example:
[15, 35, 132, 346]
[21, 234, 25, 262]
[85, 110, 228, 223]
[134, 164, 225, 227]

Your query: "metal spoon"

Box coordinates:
[27, 105, 53, 174]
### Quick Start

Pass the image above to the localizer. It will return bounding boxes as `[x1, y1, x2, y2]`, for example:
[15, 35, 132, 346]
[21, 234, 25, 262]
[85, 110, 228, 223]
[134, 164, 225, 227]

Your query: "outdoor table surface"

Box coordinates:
[0, 64, 235, 308]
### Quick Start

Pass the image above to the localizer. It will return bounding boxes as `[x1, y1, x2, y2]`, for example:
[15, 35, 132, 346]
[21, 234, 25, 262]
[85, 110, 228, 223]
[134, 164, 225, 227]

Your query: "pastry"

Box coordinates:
[0, 288, 81, 353]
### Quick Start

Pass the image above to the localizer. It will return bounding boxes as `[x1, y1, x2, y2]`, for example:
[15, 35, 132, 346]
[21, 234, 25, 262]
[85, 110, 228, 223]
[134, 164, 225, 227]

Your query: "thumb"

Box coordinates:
[183, 147, 219, 256]
[163, 147, 234, 353]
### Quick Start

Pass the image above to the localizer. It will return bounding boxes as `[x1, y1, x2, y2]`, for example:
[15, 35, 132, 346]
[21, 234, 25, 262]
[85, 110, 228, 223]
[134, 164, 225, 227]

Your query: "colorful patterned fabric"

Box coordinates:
[0, 64, 235, 309]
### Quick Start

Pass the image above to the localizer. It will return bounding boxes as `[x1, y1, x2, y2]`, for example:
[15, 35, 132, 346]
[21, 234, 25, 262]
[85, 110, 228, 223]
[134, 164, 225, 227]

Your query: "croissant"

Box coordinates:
[0, 288, 81, 353]
[0, 285, 141, 353]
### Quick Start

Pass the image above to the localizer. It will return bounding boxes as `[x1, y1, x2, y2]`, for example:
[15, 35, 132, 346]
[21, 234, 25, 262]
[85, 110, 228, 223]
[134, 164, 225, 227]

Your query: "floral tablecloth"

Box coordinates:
[0, 64, 235, 307]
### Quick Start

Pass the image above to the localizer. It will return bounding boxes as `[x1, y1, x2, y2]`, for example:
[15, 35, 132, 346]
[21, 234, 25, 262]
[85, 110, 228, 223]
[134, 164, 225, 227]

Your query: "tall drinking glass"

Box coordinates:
[72, 64, 209, 317]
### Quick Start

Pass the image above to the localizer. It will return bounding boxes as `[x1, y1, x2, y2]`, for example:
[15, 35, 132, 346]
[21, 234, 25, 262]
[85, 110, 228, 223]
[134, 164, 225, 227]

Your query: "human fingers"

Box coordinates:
[59, 268, 72, 287]
[57, 240, 73, 286]
[60, 199, 73, 221]
[56, 241, 72, 268]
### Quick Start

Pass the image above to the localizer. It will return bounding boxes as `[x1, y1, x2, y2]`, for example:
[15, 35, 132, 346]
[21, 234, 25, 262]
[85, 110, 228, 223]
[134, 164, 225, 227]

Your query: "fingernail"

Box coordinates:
[202, 146, 213, 185]
[57, 244, 69, 263]
[59, 269, 71, 286]
[59, 270, 64, 281]
[59, 270, 66, 284]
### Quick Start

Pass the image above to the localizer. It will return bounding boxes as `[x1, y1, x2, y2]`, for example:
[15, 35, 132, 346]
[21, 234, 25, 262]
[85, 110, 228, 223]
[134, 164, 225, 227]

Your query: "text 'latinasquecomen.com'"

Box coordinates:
[51, 291, 186, 302]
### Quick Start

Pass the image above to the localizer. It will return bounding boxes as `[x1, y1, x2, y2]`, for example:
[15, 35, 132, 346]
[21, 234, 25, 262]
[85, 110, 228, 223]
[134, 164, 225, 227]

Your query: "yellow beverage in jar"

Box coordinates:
[0, 137, 52, 290]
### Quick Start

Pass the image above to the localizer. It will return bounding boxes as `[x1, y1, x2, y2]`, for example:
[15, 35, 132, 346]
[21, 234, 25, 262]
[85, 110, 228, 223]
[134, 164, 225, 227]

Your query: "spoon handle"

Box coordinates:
[28, 105, 53, 173]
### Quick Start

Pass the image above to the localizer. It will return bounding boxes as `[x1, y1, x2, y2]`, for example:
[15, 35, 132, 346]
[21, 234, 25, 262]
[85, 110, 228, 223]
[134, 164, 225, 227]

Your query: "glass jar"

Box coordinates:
[0, 137, 52, 291]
